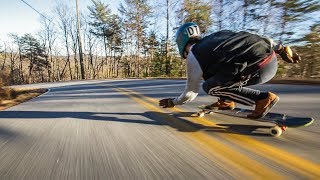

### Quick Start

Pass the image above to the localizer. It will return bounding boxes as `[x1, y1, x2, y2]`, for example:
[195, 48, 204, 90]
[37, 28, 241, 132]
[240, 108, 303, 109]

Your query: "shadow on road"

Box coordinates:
[173, 112, 272, 136]
[0, 110, 272, 136]
[208, 124, 272, 136]
[0, 127, 19, 140]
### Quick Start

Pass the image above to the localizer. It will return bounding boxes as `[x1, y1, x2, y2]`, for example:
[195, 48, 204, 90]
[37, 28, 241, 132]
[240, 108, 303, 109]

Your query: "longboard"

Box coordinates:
[193, 106, 314, 137]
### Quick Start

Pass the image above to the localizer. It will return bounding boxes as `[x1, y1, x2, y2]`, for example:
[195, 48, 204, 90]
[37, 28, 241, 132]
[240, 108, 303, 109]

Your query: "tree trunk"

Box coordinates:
[75, 0, 85, 79]
[1, 44, 7, 70]
[280, 0, 289, 42]
[242, 0, 249, 30]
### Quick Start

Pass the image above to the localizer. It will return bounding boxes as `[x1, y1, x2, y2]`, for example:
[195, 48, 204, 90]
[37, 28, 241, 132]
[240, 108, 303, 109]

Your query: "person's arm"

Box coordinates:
[173, 51, 203, 105]
[159, 50, 203, 108]
[264, 37, 301, 63]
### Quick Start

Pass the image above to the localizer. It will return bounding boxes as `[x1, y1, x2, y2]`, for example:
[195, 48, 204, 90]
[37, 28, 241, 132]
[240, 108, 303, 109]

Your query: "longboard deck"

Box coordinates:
[194, 106, 314, 137]
[214, 108, 313, 127]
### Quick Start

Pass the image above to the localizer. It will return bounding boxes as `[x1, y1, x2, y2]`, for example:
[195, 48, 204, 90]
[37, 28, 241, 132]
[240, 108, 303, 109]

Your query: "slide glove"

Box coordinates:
[159, 98, 175, 108]
[276, 45, 301, 63]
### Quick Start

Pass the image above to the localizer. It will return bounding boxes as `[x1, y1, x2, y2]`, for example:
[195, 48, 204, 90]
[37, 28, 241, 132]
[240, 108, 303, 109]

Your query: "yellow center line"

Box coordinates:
[112, 86, 285, 179]
[225, 134, 320, 178]
[118, 86, 320, 178]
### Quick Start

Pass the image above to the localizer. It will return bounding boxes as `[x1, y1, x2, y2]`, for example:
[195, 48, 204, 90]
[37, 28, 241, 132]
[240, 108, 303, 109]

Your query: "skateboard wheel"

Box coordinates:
[270, 126, 282, 137]
[198, 112, 205, 117]
[209, 111, 214, 114]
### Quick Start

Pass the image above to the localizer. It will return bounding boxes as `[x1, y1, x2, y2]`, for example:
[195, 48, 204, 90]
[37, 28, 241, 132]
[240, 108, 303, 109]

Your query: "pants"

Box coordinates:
[202, 56, 278, 106]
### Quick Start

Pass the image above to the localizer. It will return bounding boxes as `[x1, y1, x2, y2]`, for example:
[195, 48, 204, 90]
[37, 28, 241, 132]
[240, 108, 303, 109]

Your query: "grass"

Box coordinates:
[0, 88, 47, 111]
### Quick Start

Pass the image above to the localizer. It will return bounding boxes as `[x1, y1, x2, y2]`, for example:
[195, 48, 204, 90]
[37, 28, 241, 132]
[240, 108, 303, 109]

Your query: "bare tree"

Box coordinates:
[55, 2, 73, 80]
[8, 43, 18, 84]
[38, 15, 57, 81]
[10, 34, 25, 83]
[76, 0, 85, 79]
[69, 16, 80, 79]
[1, 42, 7, 71]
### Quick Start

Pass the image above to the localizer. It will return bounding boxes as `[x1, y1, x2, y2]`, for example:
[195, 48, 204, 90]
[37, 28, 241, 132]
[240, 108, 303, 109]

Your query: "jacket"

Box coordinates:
[191, 30, 273, 83]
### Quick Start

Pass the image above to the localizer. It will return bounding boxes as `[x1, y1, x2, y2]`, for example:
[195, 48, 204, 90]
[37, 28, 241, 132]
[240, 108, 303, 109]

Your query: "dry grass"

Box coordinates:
[0, 88, 47, 111]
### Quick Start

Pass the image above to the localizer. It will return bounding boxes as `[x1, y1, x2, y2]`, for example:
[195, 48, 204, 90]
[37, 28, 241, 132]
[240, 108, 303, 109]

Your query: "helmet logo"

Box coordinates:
[186, 25, 200, 37]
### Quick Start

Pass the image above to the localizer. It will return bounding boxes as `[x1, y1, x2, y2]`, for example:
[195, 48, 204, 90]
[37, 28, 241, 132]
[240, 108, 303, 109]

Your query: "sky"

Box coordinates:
[0, 0, 119, 42]
[1, 1, 318, 45]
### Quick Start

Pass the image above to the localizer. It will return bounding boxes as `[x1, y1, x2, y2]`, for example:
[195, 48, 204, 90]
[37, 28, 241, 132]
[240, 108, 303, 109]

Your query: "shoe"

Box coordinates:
[204, 99, 235, 110]
[247, 92, 279, 119]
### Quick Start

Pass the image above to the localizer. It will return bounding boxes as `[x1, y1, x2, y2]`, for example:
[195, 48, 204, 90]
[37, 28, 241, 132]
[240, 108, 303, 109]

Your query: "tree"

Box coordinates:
[19, 34, 48, 83]
[212, 0, 224, 31]
[83, 17, 99, 79]
[296, 24, 320, 78]
[7, 42, 18, 84]
[240, 0, 264, 31]
[88, 0, 113, 77]
[38, 15, 57, 81]
[142, 31, 159, 76]
[176, 0, 213, 34]
[69, 15, 81, 79]
[55, 2, 73, 80]
[10, 34, 25, 83]
[261, 0, 277, 36]
[119, 0, 152, 77]
[76, 0, 86, 79]
[276, 0, 320, 43]
[105, 14, 123, 77]
[0, 42, 6, 71]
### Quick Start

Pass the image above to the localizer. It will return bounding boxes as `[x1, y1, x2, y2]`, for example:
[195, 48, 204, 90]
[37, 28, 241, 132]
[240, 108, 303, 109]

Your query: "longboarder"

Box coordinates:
[159, 22, 301, 119]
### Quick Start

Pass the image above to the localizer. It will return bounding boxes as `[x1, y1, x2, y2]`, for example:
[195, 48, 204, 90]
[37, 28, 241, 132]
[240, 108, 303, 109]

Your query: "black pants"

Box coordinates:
[202, 56, 278, 106]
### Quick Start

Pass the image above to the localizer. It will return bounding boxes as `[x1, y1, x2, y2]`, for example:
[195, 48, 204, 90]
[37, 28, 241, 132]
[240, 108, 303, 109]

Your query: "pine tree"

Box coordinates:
[297, 24, 320, 78]
[176, 0, 213, 34]
[276, 0, 320, 43]
[19, 34, 48, 83]
[88, 0, 113, 77]
[142, 31, 159, 77]
[119, 0, 152, 77]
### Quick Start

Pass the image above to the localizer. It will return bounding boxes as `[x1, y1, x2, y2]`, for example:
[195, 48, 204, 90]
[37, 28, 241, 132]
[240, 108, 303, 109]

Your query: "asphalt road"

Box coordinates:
[1, 79, 319, 179]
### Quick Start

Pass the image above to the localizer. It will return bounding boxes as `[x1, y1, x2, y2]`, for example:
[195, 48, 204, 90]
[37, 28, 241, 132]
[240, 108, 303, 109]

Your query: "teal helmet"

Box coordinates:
[175, 22, 201, 58]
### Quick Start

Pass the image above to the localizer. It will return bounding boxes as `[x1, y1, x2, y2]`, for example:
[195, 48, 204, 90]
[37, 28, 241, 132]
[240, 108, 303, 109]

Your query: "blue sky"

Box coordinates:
[0, 0, 119, 41]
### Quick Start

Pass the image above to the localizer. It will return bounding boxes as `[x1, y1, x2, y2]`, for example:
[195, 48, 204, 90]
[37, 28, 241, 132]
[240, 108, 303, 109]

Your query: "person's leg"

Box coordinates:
[203, 57, 278, 105]
[202, 55, 279, 115]
[224, 54, 279, 103]
[246, 54, 278, 86]
[202, 75, 236, 110]
[243, 56, 279, 118]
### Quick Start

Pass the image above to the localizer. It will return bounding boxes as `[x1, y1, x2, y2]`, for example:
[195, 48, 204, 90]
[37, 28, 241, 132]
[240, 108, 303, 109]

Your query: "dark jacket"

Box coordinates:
[191, 30, 273, 83]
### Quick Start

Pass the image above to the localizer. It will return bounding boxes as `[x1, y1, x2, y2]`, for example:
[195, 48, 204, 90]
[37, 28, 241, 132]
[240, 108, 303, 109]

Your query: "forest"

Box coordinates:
[0, 0, 319, 86]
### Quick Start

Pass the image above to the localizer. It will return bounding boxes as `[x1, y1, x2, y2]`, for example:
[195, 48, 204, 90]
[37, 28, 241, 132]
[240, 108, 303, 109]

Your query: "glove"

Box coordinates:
[292, 52, 301, 63]
[276, 45, 301, 63]
[159, 98, 175, 108]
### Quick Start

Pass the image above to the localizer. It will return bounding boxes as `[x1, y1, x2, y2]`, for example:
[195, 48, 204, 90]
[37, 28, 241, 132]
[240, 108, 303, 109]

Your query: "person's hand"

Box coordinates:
[159, 98, 175, 108]
[277, 46, 301, 63]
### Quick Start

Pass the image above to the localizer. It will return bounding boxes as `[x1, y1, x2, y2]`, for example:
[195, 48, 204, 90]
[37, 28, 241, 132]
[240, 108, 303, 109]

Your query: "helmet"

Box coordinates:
[175, 22, 201, 58]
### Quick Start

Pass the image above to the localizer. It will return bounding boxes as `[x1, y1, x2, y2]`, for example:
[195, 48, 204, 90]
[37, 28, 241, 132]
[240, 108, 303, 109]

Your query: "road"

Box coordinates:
[0, 79, 319, 179]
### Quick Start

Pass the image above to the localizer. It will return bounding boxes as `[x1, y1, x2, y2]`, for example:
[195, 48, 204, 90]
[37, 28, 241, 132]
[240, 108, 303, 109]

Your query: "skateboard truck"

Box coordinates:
[270, 125, 288, 137]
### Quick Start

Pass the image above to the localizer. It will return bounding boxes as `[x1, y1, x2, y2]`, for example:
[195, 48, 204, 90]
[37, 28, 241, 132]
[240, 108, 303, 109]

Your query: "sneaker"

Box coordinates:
[204, 99, 235, 110]
[247, 92, 279, 119]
